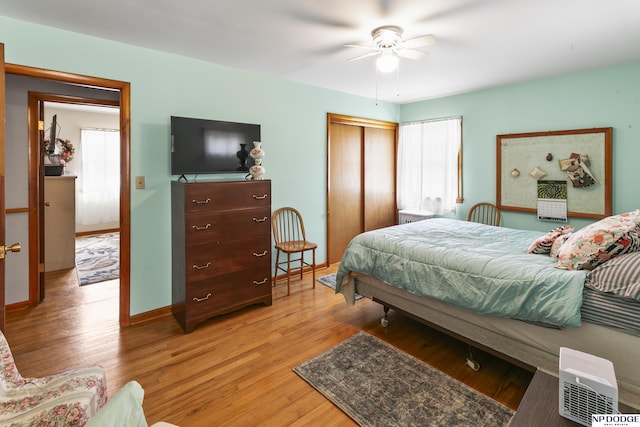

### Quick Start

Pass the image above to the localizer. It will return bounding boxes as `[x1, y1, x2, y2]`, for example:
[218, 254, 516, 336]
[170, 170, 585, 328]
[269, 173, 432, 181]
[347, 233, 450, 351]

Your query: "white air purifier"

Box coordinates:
[559, 347, 618, 426]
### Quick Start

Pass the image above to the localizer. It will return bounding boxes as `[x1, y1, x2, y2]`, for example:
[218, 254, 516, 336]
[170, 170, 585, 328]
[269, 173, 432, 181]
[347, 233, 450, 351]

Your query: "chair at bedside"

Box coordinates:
[0, 330, 107, 425]
[272, 207, 317, 295]
[467, 202, 501, 226]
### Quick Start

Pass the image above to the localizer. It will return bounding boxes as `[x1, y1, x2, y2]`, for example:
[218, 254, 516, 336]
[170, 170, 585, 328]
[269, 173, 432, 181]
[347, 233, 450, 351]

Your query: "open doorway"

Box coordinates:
[3, 64, 131, 327]
[42, 101, 121, 295]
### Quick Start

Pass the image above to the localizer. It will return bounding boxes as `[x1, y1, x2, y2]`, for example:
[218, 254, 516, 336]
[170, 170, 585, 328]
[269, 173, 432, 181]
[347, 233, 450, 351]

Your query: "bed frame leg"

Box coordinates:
[466, 345, 481, 371]
[381, 306, 390, 327]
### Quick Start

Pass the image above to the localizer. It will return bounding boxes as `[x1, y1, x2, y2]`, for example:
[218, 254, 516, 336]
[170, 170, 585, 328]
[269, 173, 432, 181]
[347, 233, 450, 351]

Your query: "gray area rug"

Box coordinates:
[317, 273, 363, 300]
[294, 331, 514, 427]
[75, 232, 119, 286]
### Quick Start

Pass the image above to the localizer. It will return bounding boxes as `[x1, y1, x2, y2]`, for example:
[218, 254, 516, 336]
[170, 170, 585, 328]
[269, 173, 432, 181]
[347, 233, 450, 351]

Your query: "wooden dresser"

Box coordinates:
[44, 176, 77, 272]
[171, 179, 272, 333]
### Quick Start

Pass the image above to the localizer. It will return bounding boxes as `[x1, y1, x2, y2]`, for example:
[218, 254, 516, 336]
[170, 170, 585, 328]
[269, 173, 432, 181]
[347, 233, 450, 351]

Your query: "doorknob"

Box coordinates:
[0, 243, 21, 259]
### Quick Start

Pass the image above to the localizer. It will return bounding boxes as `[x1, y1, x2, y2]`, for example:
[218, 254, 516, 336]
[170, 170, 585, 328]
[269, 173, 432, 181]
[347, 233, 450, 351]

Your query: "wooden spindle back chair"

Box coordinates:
[467, 202, 501, 226]
[271, 207, 317, 295]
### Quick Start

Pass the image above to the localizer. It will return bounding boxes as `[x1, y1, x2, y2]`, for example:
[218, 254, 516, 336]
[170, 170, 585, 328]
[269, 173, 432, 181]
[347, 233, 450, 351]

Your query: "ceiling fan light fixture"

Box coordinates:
[372, 25, 403, 49]
[376, 50, 399, 73]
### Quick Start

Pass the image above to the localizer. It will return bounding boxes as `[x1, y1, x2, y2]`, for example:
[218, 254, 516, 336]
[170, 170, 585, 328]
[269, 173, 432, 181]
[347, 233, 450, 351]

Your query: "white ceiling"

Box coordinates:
[2, 0, 640, 103]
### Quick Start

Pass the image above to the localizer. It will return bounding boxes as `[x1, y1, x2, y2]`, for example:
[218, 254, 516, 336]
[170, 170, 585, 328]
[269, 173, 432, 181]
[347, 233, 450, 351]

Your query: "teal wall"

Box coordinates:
[401, 61, 640, 232]
[0, 17, 398, 315]
[3, 16, 639, 316]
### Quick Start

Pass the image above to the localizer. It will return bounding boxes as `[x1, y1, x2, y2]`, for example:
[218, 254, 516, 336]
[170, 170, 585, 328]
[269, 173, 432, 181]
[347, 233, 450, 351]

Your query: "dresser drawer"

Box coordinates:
[172, 179, 272, 333]
[186, 269, 272, 315]
[184, 207, 271, 246]
[185, 239, 270, 281]
[184, 181, 270, 213]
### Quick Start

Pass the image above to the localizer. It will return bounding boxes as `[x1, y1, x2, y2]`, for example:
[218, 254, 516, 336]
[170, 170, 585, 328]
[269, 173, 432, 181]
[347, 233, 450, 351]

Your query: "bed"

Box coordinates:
[335, 217, 640, 407]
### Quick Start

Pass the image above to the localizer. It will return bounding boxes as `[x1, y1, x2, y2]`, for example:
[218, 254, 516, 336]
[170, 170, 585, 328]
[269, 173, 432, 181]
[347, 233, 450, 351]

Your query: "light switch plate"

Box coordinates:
[135, 176, 145, 189]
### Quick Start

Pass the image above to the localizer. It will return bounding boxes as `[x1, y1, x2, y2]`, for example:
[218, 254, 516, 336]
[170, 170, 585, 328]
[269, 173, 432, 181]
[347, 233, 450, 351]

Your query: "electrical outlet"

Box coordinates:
[135, 176, 145, 189]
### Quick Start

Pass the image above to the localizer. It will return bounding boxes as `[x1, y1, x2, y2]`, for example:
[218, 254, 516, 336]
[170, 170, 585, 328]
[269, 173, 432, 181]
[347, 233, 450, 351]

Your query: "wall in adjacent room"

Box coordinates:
[400, 61, 640, 232]
[44, 106, 121, 233]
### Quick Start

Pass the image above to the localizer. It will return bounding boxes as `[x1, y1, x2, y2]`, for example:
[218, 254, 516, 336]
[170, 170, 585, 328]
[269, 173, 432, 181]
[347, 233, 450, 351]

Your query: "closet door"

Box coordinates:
[327, 122, 363, 265]
[364, 126, 396, 232]
[327, 114, 397, 265]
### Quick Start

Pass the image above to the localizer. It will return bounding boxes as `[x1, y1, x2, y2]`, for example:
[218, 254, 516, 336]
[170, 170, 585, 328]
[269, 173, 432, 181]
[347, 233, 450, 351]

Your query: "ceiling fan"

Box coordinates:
[346, 25, 436, 73]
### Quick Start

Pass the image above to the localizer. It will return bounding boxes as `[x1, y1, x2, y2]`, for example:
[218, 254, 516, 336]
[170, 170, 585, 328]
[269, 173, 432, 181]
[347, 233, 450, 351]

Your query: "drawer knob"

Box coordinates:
[253, 278, 269, 286]
[252, 194, 268, 200]
[192, 293, 212, 302]
[192, 198, 211, 205]
[192, 223, 212, 231]
[192, 262, 212, 270]
[252, 250, 268, 257]
[252, 216, 268, 223]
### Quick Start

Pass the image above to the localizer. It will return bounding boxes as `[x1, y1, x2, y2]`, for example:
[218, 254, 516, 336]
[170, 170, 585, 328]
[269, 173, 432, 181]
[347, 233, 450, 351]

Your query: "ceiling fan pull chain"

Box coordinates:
[375, 67, 379, 106]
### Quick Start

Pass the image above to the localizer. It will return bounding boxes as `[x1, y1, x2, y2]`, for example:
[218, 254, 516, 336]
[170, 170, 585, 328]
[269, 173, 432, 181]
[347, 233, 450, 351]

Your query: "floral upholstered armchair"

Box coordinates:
[0, 331, 107, 426]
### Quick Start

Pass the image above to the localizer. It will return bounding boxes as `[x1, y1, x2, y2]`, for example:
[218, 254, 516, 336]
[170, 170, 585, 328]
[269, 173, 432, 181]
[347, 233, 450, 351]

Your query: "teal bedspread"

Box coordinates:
[336, 218, 587, 327]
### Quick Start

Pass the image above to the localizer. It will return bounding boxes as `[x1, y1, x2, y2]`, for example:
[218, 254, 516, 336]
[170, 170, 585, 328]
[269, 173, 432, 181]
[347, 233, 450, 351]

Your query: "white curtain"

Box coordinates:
[77, 129, 120, 225]
[397, 117, 461, 215]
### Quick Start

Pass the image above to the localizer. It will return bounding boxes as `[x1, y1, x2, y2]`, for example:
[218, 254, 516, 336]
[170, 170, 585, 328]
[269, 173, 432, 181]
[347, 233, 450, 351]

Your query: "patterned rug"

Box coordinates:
[316, 273, 363, 300]
[75, 232, 119, 286]
[294, 331, 514, 427]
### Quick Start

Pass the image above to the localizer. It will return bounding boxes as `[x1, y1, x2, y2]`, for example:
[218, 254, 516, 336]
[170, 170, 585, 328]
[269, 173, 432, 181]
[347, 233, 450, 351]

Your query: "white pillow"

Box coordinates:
[86, 381, 148, 427]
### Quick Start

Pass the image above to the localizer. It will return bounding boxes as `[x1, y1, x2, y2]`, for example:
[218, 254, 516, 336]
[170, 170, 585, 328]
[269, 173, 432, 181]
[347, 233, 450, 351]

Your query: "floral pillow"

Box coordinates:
[527, 225, 574, 255]
[555, 210, 640, 270]
[550, 233, 572, 258]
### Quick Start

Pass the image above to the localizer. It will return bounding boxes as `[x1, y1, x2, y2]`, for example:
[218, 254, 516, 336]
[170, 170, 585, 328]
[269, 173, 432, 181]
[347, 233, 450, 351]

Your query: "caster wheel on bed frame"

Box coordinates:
[381, 306, 390, 327]
[465, 345, 480, 371]
[465, 358, 480, 371]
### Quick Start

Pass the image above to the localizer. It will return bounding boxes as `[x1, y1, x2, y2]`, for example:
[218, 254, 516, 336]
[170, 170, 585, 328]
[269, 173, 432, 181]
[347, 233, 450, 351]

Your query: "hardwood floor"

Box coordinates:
[5, 265, 532, 426]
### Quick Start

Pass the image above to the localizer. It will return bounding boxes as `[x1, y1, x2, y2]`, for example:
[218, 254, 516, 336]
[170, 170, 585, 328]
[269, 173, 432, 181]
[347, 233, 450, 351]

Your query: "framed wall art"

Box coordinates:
[497, 127, 612, 219]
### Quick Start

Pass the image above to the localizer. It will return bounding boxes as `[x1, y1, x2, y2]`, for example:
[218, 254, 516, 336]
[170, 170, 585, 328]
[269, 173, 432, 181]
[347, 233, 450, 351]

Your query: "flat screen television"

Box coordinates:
[48, 114, 57, 154]
[170, 116, 261, 175]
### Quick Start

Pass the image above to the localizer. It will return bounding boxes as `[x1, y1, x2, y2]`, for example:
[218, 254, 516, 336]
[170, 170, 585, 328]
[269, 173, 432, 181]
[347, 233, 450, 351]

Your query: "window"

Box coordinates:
[76, 129, 120, 225]
[397, 116, 462, 215]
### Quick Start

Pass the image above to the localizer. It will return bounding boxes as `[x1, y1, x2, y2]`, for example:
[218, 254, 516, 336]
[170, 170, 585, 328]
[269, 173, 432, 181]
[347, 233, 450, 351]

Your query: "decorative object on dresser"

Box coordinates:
[271, 207, 317, 295]
[171, 180, 272, 333]
[248, 140, 265, 180]
[44, 114, 75, 176]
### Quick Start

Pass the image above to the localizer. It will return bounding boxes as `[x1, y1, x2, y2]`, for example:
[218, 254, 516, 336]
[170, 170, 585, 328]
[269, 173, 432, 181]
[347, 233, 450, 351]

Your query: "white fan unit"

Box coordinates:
[345, 25, 436, 72]
[559, 347, 618, 426]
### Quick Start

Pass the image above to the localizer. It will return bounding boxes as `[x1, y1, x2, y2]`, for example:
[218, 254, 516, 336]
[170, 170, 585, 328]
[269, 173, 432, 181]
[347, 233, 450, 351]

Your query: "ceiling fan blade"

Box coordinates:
[289, 8, 356, 29]
[347, 51, 380, 62]
[402, 34, 436, 49]
[396, 48, 428, 60]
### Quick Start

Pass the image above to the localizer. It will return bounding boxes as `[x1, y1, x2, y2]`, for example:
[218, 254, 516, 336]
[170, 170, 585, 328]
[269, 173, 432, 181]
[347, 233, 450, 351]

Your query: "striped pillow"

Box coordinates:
[585, 251, 640, 301]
